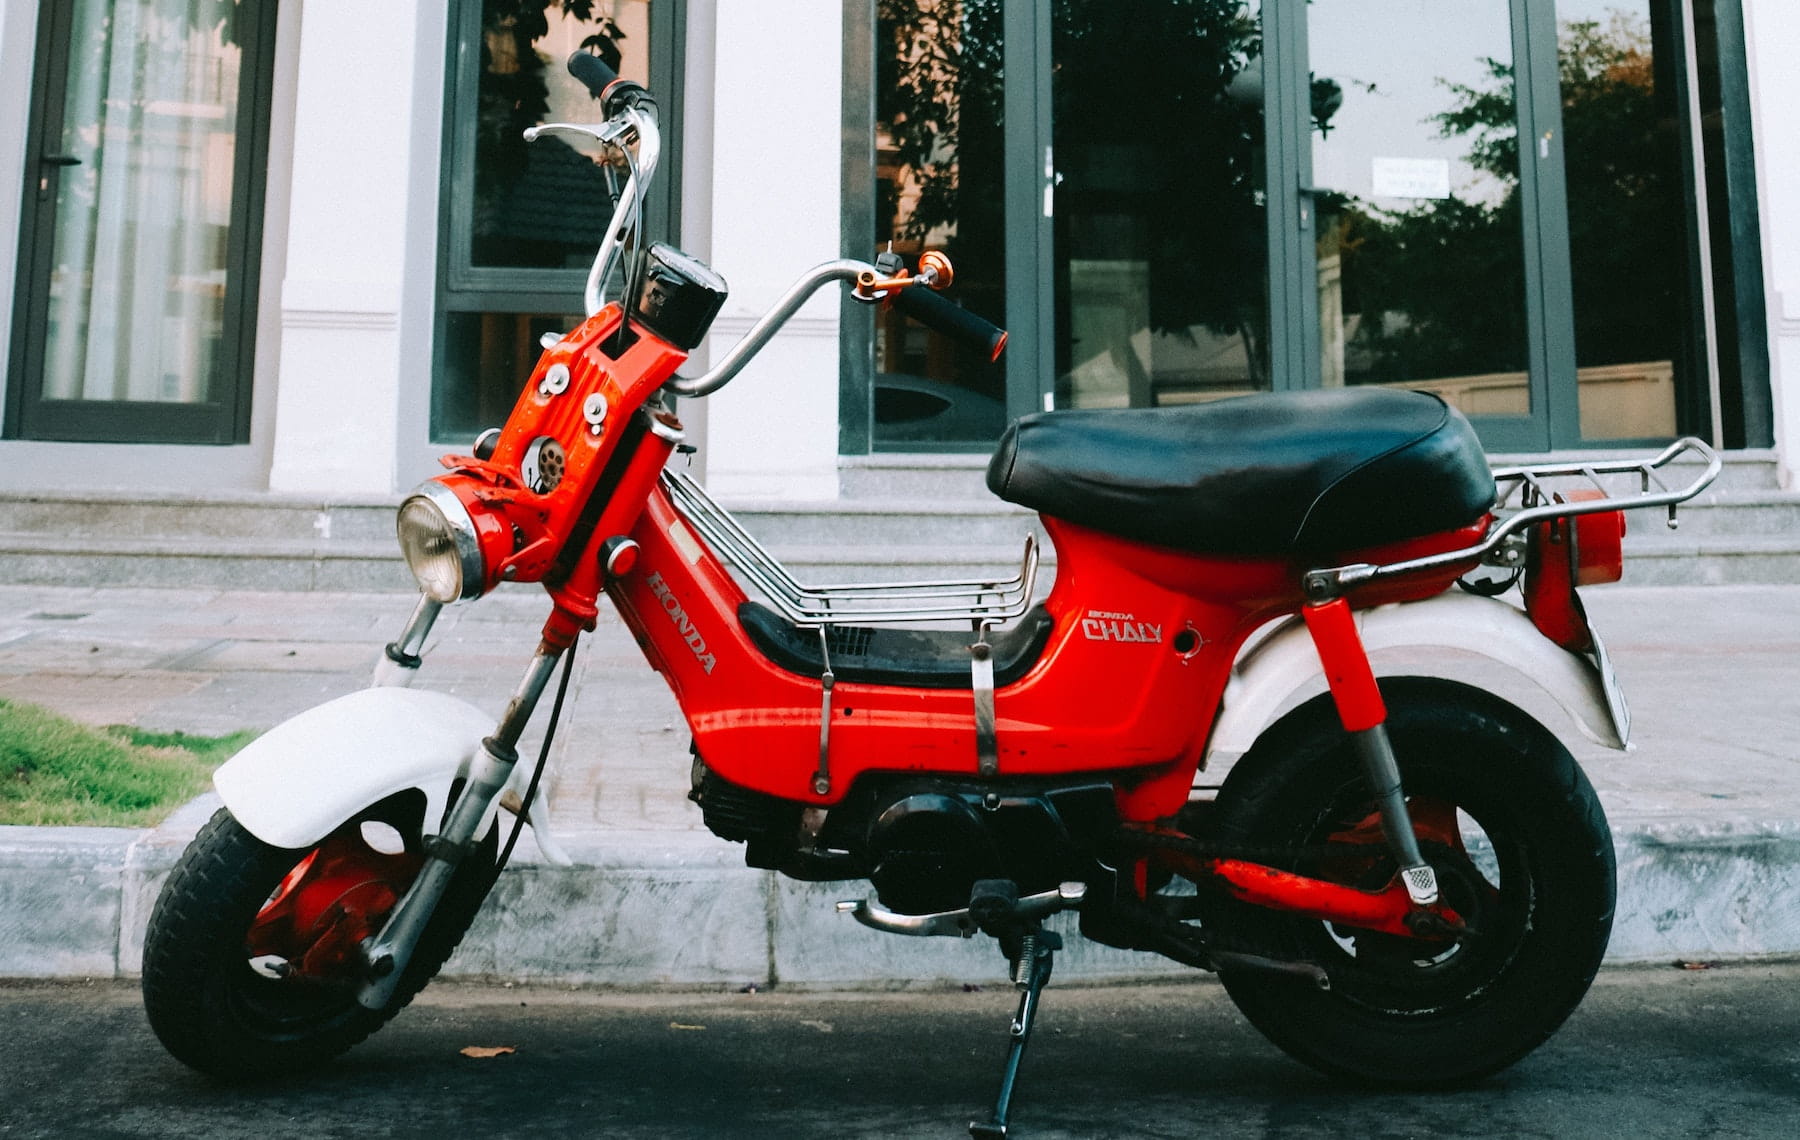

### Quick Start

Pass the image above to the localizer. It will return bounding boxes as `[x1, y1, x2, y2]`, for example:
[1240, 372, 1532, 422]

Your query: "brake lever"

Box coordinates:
[524, 120, 638, 148]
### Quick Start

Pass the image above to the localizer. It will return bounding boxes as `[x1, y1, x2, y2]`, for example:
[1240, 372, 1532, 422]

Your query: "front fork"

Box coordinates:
[1300, 596, 1439, 907]
[356, 601, 568, 1009]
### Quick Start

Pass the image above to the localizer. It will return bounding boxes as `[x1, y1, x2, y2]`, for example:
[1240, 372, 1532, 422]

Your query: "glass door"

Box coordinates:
[1049, 2, 1270, 411]
[1295, 0, 1560, 451]
[1290, 0, 1709, 450]
[8, 0, 275, 444]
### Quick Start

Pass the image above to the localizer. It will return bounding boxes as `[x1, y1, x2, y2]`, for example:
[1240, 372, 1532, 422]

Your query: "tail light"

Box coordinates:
[1522, 491, 1626, 651]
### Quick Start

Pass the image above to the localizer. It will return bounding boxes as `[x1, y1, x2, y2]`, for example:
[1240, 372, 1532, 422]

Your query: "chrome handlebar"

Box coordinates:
[662, 259, 878, 398]
[524, 101, 662, 317]
[529, 97, 878, 400]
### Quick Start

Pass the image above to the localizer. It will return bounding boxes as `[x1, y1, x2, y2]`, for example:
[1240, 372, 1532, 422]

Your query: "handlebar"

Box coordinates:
[892, 286, 1008, 363]
[539, 55, 1008, 398]
[566, 50, 653, 115]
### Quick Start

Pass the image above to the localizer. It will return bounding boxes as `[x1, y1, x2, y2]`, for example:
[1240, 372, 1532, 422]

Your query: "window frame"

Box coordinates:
[5, 0, 279, 445]
[433, 0, 684, 445]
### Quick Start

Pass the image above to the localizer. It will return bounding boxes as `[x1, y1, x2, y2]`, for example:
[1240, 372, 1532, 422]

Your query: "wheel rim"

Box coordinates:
[1292, 779, 1533, 1017]
[223, 822, 423, 1041]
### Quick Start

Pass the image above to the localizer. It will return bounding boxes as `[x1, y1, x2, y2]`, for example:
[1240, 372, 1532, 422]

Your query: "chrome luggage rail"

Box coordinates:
[1302, 436, 1722, 599]
[661, 469, 1040, 628]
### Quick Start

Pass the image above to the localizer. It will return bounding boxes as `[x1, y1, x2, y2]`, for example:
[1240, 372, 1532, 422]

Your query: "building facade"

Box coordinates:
[0, 0, 1794, 506]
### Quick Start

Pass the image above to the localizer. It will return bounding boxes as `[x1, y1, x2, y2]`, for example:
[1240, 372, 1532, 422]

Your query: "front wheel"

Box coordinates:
[1203, 677, 1614, 1086]
[142, 799, 497, 1078]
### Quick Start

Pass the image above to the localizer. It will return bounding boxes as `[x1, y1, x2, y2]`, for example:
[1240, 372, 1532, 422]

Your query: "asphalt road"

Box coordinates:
[3, 964, 1798, 1139]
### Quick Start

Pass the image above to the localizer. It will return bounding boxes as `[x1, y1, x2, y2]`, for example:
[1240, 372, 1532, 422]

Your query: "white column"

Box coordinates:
[699, 0, 843, 501]
[1744, 0, 1800, 488]
[265, 0, 424, 496]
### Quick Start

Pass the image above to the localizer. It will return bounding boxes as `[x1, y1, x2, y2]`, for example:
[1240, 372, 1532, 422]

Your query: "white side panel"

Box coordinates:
[214, 687, 493, 850]
[1206, 591, 1623, 764]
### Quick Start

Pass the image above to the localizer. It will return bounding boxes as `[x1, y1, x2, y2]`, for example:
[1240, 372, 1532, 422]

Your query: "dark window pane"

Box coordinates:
[1054, 1, 1268, 409]
[470, 1, 649, 270]
[1560, 0, 1689, 441]
[872, 0, 1007, 444]
[435, 310, 582, 442]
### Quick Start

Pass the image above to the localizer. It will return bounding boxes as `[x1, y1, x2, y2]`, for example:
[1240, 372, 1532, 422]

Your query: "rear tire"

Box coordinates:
[1204, 677, 1614, 1086]
[142, 802, 497, 1079]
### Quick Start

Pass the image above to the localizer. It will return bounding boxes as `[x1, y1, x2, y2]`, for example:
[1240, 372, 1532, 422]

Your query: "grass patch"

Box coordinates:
[0, 699, 256, 828]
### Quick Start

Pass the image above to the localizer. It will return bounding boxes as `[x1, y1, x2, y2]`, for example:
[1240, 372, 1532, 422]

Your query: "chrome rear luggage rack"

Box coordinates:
[1303, 436, 1722, 600]
[662, 469, 1040, 628]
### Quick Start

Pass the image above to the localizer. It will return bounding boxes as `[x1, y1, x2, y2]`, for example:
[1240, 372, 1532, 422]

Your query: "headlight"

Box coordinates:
[396, 484, 486, 603]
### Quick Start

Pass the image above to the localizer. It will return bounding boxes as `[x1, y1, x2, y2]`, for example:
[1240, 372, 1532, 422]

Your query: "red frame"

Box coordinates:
[427, 303, 1505, 940]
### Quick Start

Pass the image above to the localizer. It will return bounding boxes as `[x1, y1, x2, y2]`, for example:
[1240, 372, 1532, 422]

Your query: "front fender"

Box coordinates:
[1205, 591, 1625, 766]
[213, 687, 571, 865]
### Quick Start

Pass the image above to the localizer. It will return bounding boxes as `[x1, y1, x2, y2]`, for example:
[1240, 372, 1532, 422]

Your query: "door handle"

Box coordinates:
[40, 154, 81, 167]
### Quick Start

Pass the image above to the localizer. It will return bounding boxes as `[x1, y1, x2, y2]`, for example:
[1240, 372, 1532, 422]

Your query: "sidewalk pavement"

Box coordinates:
[1, 582, 1799, 986]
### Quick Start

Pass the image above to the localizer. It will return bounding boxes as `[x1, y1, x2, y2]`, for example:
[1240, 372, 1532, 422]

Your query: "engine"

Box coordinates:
[691, 757, 1116, 916]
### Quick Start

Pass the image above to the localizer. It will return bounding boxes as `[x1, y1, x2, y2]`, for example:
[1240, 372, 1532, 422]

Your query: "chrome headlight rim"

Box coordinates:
[397, 481, 487, 603]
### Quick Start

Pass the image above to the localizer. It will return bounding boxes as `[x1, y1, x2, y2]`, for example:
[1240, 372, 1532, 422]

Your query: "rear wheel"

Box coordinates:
[1204, 677, 1614, 1085]
[142, 799, 497, 1078]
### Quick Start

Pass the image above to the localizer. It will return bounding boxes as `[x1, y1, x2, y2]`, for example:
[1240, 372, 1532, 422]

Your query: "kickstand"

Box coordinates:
[969, 926, 1060, 1139]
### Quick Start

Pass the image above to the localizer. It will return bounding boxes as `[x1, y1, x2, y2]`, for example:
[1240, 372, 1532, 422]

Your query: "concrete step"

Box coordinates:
[1621, 536, 1800, 586]
[1620, 492, 1800, 540]
[0, 490, 399, 545]
[0, 446, 1789, 591]
[0, 532, 413, 591]
[838, 453, 992, 500]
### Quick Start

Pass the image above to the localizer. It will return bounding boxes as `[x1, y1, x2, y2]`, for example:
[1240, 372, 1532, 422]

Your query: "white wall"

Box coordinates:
[265, 0, 430, 496]
[1744, 0, 1800, 488]
[697, 0, 844, 501]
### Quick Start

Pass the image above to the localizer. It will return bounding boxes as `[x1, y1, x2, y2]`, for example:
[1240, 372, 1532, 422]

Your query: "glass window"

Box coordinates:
[435, 0, 674, 444]
[1557, 0, 1693, 441]
[870, 0, 1008, 446]
[1308, 0, 1534, 417]
[1053, 1, 1269, 410]
[9, 0, 276, 443]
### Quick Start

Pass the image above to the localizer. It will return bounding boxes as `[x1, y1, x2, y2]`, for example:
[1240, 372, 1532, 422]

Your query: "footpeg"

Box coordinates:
[1401, 863, 1440, 906]
[836, 882, 1086, 939]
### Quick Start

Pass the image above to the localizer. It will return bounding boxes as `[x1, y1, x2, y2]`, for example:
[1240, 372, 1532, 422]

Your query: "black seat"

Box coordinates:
[986, 389, 1494, 558]
[739, 603, 1055, 690]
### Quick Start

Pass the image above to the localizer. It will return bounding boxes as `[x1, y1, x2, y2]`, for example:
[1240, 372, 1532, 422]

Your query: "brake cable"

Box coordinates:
[497, 631, 580, 872]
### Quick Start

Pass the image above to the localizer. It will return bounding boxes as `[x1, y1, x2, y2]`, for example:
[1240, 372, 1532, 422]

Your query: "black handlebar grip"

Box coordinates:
[893, 287, 1008, 363]
[567, 51, 650, 114]
[567, 50, 619, 98]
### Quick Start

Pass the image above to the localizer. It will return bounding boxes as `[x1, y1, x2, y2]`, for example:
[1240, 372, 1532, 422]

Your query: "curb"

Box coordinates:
[7, 803, 1800, 985]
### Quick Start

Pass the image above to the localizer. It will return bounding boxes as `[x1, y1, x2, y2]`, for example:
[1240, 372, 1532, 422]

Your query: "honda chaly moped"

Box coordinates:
[143, 53, 1719, 1137]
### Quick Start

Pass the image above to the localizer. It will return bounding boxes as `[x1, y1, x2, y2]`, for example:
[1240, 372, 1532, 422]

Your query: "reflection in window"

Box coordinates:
[872, 0, 1007, 445]
[43, 0, 244, 406]
[1310, 0, 1534, 418]
[436, 311, 584, 441]
[436, 0, 656, 444]
[1559, 2, 1690, 441]
[1054, 2, 1267, 410]
[469, 1, 649, 270]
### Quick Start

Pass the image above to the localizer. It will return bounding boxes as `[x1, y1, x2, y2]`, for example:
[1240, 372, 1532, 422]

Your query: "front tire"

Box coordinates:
[142, 800, 497, 1079]
[1204, 677, 1614, 1086]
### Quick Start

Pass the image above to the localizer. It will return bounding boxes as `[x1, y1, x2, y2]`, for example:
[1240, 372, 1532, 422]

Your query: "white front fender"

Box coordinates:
[213, 687, 571, 865]
[1205, 591, 1625, 766]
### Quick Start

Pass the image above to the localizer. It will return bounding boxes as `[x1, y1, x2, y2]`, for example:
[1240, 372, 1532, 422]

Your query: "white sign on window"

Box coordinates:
[1371, 157, 1452, 200]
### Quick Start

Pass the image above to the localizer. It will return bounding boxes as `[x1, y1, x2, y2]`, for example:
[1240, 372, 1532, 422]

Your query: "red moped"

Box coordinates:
[143, 54, 1719, 1137]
